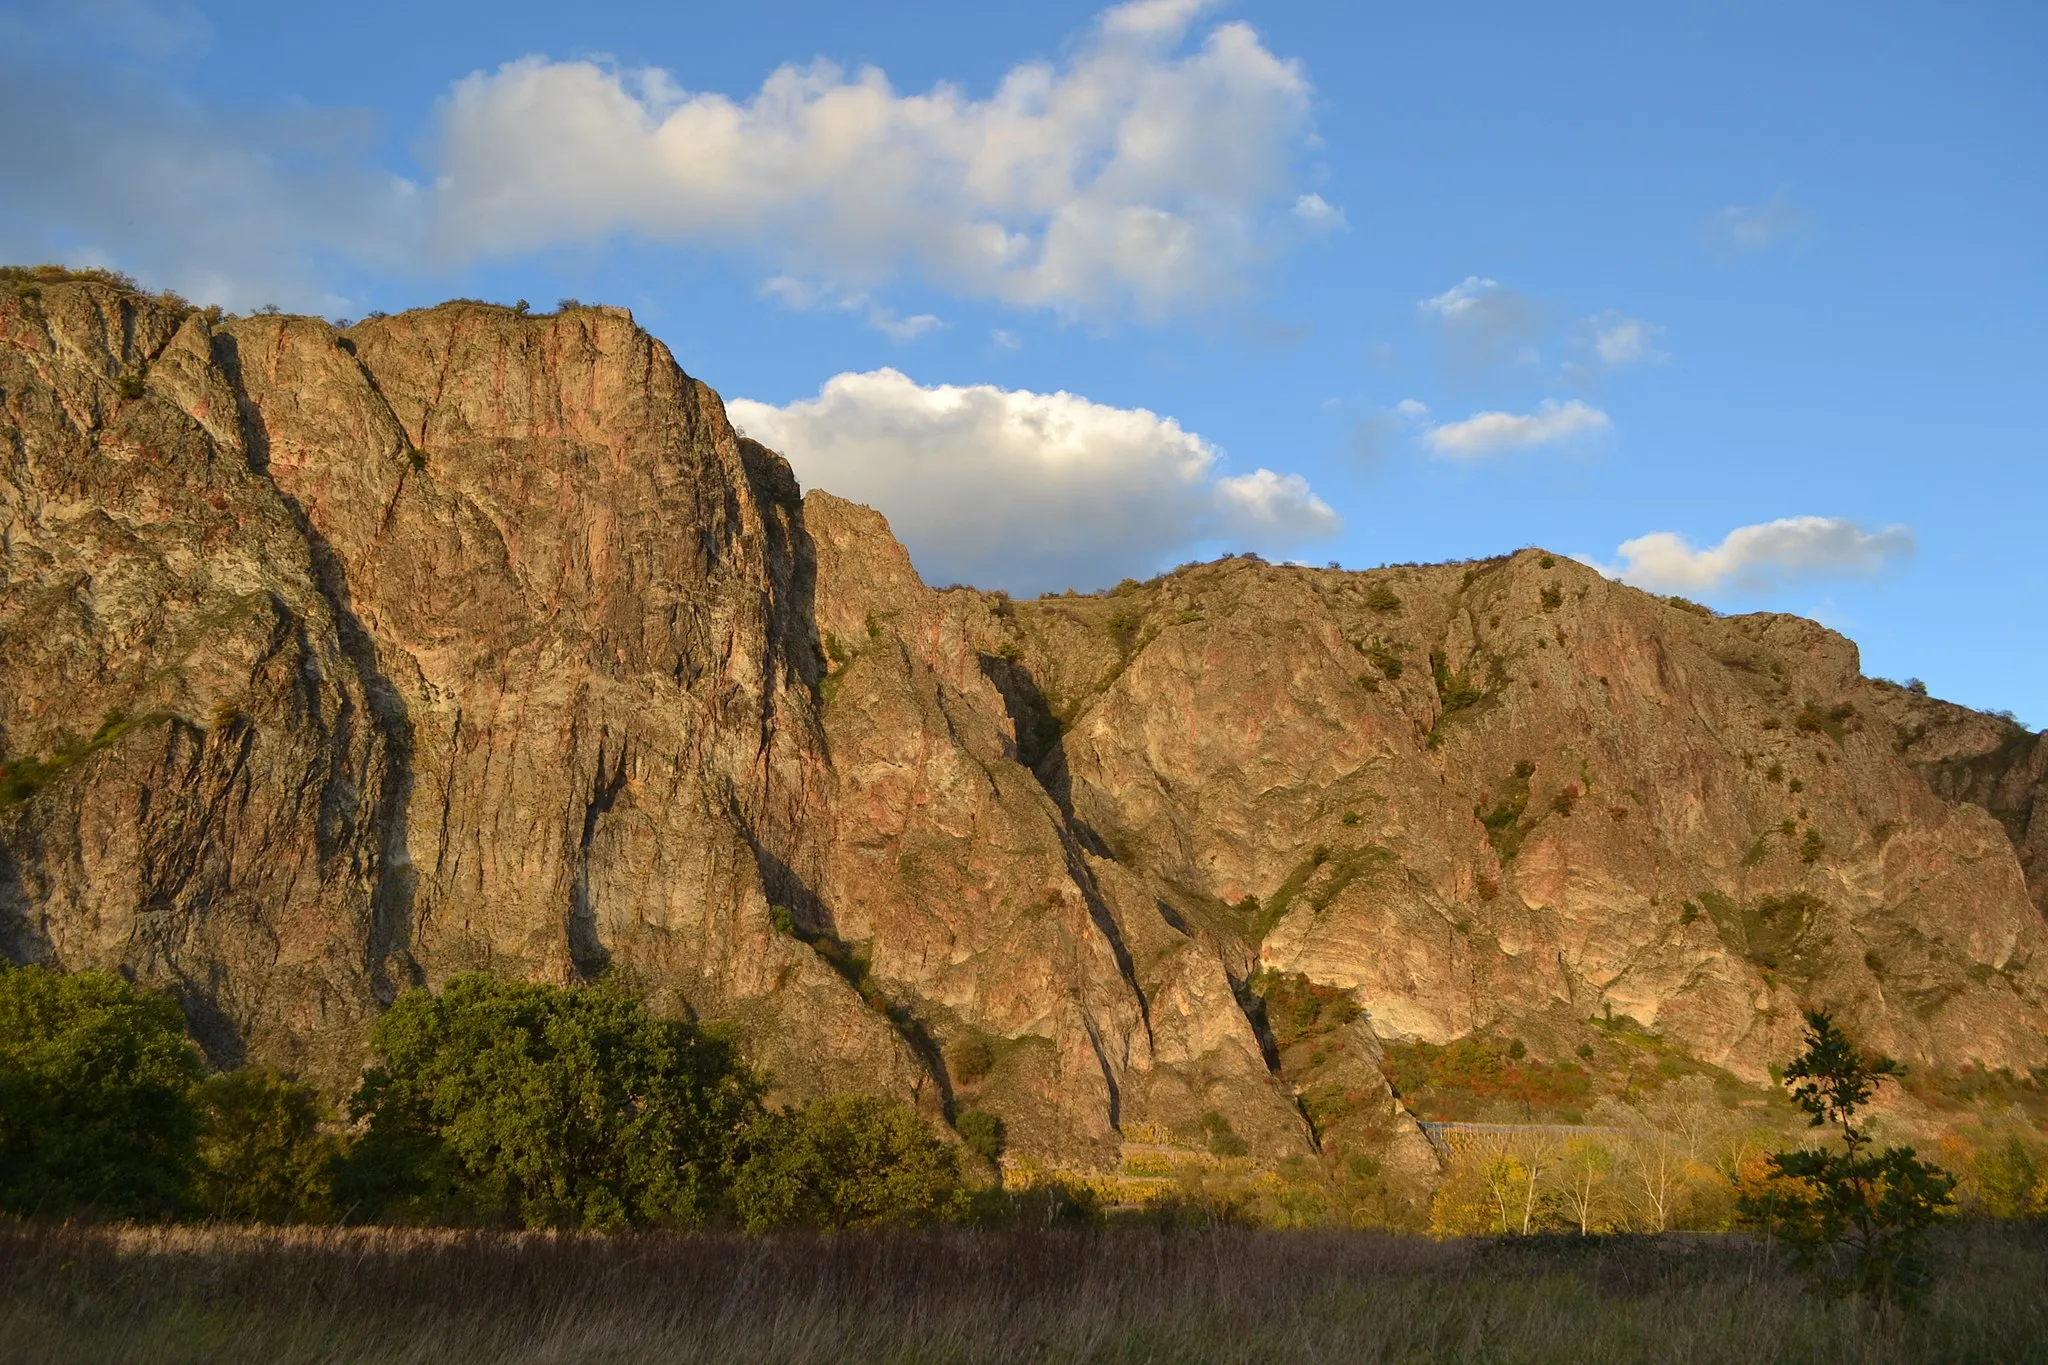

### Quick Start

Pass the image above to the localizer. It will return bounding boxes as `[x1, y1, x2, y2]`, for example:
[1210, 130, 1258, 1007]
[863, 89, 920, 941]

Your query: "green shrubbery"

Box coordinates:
[193, 1068, 343, 1223]
[732, 1094, 968, 1230]
[1382, 1035, 1595, 1120]
[0, 711, 145, 806]
[0, 966, 974, 1232]
[339, 975, 762, 1229]
[0, 966, 203, 1219]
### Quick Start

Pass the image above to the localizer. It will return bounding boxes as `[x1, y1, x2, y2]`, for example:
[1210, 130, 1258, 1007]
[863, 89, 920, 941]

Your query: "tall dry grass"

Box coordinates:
[2, 1220, 2043, 1363]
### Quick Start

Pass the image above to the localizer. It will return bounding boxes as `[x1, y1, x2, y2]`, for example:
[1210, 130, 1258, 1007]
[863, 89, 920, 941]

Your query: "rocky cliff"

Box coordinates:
[3, 274, 2043, 1179]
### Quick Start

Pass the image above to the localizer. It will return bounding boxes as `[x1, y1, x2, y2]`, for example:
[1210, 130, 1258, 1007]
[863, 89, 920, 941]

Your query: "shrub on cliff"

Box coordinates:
[0, 965, 204, 1219]
[732, 1094, 967, 1230]
[336, 975, 760, 1229]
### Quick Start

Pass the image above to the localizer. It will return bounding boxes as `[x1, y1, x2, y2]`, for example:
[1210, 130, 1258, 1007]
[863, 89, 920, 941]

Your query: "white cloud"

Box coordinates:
[1213, 469, 1340, 539]
[427, 0, 1317, 319]
[760, 275, 942, 341]
[1597, 516, 1913, 593]
[0, 0, 1320, 320]
[990, 329, 1022, 351]
[1418, 276, 1499, 323]
[1416, 275, 1546, 373]
[867, 308, 943, 342]
[728, 368, 1338, 593]
[1422, 399, 1611, 459]
[1290, 192, 1346, 231]
[1394, 398, 1428, 419]
[1706, 190, 1809, 254]
[1587, 311, 1663, 366]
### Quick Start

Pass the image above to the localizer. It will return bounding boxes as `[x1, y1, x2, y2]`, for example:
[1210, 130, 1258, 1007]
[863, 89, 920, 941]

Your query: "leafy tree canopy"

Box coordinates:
[733, 1094, 967, 1231]
[338, 974, 761, 1229]
[0, 965, 203, 1219]
[194, 1067, 342, 1223]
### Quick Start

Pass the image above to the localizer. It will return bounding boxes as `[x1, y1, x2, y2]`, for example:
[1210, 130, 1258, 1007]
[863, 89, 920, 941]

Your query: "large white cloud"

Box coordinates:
[2, 0, 1325, 320]
[1422, 399, 1611, 459]
[428, 0, 1319, 319]
[1598, 516, 1913, 593]
[728, 369, 1338, 593]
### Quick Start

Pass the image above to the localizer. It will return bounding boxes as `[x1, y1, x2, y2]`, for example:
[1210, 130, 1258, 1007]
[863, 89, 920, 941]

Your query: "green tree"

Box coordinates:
[1738, 1010, 1956, 1305]
[1970, 1134, 2045, 1219]
[0, 965, 203, 1219]
[337, 975, 761, 1229]
[732, 1094, 967, 1231]
[194, 1068, 342, 1223]
[954, 1105, 1004, 1165]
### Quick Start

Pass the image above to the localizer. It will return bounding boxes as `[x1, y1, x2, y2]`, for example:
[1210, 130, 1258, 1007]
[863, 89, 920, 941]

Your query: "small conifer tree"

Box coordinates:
[1738, 1009, 1955, 1305]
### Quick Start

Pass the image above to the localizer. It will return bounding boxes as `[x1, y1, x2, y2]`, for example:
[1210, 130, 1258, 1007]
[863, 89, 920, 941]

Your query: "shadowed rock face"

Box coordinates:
[2, 278, 2042, 1177]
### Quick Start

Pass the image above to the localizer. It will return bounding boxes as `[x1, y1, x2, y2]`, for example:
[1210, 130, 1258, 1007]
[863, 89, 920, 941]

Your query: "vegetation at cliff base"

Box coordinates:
[732, 1094, 968, 1230]
[0, 966, 968, 1233]
[0, 966, 202, 1219]
[338, 975, 761, 1228]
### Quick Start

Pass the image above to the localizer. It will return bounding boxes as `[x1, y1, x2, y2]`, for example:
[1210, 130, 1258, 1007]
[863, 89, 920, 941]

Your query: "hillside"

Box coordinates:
[2, 271, 2042, 1181]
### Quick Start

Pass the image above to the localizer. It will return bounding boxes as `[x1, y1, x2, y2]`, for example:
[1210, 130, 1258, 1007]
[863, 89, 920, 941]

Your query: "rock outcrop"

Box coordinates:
[2, 274, 2042, 1179]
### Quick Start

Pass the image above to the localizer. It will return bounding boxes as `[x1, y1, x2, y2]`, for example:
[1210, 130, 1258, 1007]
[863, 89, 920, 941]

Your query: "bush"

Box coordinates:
[0, 965, 204, 1219]
[1968, 1135, 2047, 1219]
[946, 1034, 996, 1085]
[1198, 1111, 1250, 1158]
[955, 1105, 1004, 1164]
[732, 1095, 967, 1230]
[338, 975, 760, 1229]
[194, 1068, 342, 1223]
[1794, 701, 1857, 742]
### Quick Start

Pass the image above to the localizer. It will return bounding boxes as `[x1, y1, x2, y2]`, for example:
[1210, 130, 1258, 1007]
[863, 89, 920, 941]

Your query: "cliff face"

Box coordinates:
[975, 560, 2048, 1083]
[2, 277, 2042, 1177]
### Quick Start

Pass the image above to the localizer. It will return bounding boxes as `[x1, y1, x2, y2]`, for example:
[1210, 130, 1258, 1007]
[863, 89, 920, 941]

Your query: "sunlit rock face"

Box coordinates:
[2, 277, 2041, 1175]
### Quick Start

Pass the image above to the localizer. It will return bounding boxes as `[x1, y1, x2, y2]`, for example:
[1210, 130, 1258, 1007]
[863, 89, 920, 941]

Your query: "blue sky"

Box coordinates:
[3, 0, 2042, 723]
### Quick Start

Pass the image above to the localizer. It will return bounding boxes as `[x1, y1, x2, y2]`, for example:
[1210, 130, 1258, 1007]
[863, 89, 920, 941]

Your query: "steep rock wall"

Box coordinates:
[2, 277, 2041, 1180]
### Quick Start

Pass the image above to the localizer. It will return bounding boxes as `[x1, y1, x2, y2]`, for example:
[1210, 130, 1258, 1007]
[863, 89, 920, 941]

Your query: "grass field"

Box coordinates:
[3, 1221, 2045, 1364]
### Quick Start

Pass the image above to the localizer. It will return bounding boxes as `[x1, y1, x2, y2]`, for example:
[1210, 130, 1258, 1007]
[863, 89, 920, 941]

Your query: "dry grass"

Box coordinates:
[1, 1220, 2044, 1363]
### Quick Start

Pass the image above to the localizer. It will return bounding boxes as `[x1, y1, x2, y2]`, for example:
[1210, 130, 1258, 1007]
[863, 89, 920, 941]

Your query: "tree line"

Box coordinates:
[0, 966, 972, 1229]
[1425, 1065, 2045, 1241]
[4, 962, 2043, 1262]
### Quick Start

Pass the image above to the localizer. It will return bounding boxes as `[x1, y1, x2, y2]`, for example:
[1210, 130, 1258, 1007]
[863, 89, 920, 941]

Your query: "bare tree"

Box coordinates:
[1593, 1097, 1682, 1231]
[1555, 1136, 1614, 1234]
[1644, 1074, 1729, 1163]
[1514, 1130, 1563, 1235]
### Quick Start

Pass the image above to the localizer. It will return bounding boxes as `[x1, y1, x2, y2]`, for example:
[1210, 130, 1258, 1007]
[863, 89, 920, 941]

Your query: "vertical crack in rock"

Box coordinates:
[215, 328, 421, 1006]
[570, 738, 629, 979]
[736, 801, 955, 1114]
[1056, 828, 1153, 1045]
